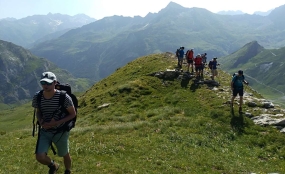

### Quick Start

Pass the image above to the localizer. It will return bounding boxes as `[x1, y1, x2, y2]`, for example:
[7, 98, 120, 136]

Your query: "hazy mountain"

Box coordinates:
[217, 10, 245, 15]
[219, 41, 285, 102]
[0, 13, 96, 48]
[30, 2, 285, 82]
[0, 17, 17, 21]
[254, 10, 273, 16]
[0, 40, 92, 105]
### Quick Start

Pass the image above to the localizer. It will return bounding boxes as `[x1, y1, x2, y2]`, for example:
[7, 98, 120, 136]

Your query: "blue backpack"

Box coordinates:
[232, 73, 244, 88]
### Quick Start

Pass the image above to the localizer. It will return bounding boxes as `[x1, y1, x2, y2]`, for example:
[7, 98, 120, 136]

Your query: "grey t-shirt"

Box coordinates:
[32, 90, 74, 132]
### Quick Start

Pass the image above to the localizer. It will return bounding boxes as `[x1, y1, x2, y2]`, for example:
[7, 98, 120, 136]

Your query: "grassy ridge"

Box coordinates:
[1, 53, 285, 173]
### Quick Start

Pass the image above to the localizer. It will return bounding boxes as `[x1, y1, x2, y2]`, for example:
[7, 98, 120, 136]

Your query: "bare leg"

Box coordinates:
[239, 96, 243, 108]
[36, 153, 53, 165]
[231, 96, 236, 107]
[63, 153, 72, 171]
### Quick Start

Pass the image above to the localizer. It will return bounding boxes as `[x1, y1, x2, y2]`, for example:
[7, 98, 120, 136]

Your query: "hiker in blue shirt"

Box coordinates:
[230, 70, 249, 114]
[178, 46, 184, 69]
[208, 57, 219, 80]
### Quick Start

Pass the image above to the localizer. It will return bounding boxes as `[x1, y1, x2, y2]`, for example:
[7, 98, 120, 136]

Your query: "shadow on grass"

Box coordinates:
[181, 78, 190, 88]
[190, 80, 201, 92]
[230, 111, 245, 134]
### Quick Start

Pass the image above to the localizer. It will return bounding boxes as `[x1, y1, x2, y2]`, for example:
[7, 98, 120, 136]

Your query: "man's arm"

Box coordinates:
[231, 81, 234, 90]
[42, 106, 76, 128]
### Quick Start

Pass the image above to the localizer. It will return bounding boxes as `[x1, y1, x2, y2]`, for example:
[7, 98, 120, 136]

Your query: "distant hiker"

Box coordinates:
[186, 48, 194, 72]
[178, 46, 184, 68]
[208, 57, 219, 80]
[201, 53, 207, 74]
[32, 72, 76, 174]
[194, 54, 203, 77]
[201, 53, 207, 65]
[231, 70, 249, 113]
[175, 48, 180, 66]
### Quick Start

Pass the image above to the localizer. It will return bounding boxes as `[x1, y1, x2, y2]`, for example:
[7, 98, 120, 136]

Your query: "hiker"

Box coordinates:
[201, 53, 207, 75]
[32, 72, 76, 174]
[186, 48, 194, 72]
[231, 70, 249, 113]
[175, 48, 180, 67]
[178, 46, 184, 68]
[194, 54, 203, 77]
[201, 53, 207, 65]
[208, 57, 219, 80]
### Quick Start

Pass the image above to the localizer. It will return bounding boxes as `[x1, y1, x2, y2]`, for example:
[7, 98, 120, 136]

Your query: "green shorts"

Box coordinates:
[35, 129, 70, 157]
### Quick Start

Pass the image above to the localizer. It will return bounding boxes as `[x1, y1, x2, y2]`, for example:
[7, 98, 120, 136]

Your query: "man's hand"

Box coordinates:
[42, 118, 58, 129]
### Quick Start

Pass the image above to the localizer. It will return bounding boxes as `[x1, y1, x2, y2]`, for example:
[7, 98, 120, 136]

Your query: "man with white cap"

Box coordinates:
[32, 72, 76, 174]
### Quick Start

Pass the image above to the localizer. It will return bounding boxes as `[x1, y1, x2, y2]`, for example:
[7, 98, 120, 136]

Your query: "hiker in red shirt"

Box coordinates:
[186, 48, 194, 73]
[194, 54, 203, 77]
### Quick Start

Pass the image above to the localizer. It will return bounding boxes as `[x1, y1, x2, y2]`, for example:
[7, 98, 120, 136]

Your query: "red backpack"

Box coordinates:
[187, 50, 194, 60]
[194, 57, 202, 65]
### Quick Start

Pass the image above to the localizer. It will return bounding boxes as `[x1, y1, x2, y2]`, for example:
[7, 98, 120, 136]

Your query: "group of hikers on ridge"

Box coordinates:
[176, 46, 219, 80]
[176, 46, 249, 114]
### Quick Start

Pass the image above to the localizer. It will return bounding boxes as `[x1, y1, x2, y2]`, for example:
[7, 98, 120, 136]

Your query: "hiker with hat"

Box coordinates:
[231, 70, 249, 114]
[32, 72, 76, 174]
[208, 57, 219, 80]
[178, 46, 184, 69]
[201, 53, 207, 75]
[186, 48, 194, 72]
[194, 54, 203, 77]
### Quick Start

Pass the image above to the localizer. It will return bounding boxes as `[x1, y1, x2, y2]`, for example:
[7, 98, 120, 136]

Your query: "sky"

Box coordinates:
[0, 0, 285, 20]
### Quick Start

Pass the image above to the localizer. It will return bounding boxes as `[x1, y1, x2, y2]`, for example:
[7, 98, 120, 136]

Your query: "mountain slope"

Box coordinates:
[30, 2, 285, 82]
[2, 53, 285, 173]
[0, 13, 96, 48]
[0, 40, 92, 105]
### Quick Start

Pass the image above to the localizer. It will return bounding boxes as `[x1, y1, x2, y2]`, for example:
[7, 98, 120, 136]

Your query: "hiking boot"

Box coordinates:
[64, 169, 71, 174]
[48, 161, 59, 174]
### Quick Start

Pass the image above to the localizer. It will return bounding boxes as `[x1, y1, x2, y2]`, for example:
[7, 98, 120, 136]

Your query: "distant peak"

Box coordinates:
[165, 1, 184, 9]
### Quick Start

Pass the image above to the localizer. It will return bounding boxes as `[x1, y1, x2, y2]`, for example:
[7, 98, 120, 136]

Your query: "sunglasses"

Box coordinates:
[40, 81, 53, 86]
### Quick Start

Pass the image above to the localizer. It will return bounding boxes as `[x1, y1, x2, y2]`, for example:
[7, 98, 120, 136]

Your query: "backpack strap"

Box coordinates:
[33, 90, 43, 137]
[59, 91, 66, 110]
[37, 90, 43, 110]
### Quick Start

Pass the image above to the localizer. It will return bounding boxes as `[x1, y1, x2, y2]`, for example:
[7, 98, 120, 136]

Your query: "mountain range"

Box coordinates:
[1, 2, 285, 105]
[0, 13, 96, 48]
[0, 40, 92, 106]
[29, 2, 285, 82]
[217, 9, 273, 16]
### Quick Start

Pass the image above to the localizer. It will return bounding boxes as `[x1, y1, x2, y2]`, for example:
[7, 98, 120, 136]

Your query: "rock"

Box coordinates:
[245, 112, 253, 117]
[97, 103, 111, 110]
[251, 114, 284, 126]
[262, 102, 274, 108]
[247, 101, 257, 107]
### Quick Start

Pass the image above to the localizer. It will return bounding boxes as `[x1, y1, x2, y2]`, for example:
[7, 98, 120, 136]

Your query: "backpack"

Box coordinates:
[232, 73, 244, 88]
[186, 50, 194, 60]
[186, 50, 190, 57]
[194, 57, 202, 65]
[208, 60, 213, 69]
[55, 82, 78, 130]
[175, 49, 179, 57]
